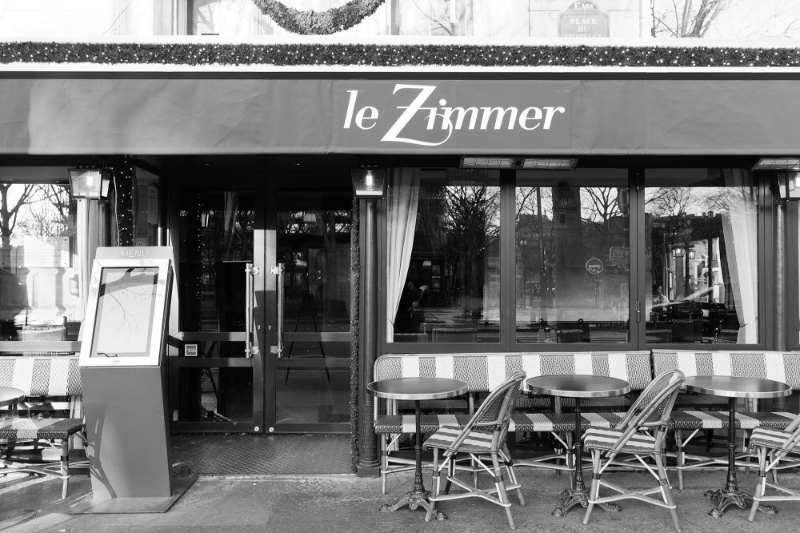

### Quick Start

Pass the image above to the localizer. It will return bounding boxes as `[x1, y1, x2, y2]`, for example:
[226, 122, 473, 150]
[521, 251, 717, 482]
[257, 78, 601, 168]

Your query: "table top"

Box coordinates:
[684, 376, 792, 399]
[367, 377, 468, 401]
[526, 375, 631, 399]
[0, 387, 25, 407]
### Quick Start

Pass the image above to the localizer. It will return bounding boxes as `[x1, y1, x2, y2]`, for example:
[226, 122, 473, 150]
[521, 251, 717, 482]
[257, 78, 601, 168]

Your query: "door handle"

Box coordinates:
[271, 264, 285, 358]
[245, 263, 255, 358]
[635, 301, 641, 323]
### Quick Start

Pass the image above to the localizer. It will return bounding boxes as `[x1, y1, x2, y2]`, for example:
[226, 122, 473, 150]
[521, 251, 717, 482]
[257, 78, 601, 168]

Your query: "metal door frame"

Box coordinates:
[168, 176, 266, 433]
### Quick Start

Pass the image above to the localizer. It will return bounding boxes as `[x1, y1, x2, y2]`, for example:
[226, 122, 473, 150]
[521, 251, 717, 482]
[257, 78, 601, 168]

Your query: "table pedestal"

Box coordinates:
[705, 398, 778, 517]
[379, 400, 445, 521]
[553, 398, 622, 517]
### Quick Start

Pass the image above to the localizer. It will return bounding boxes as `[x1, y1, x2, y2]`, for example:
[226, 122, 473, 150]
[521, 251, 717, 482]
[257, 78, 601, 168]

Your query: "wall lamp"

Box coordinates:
[68, 167, 111, 201]
[351, 161, 386, 199]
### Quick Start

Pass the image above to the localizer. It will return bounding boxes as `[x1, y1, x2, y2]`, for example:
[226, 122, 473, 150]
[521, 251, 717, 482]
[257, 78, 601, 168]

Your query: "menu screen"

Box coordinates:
[90, 267, 159, 358]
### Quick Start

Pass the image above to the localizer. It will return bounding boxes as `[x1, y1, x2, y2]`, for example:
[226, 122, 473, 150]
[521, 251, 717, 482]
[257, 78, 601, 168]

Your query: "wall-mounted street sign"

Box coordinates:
[586, 257, 604, 275]
[559, 1, 610, 38]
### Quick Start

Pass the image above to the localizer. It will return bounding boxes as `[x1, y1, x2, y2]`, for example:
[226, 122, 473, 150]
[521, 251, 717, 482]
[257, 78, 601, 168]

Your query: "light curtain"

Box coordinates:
[385, 168, 420, 339]
[721, 168, 758, 344]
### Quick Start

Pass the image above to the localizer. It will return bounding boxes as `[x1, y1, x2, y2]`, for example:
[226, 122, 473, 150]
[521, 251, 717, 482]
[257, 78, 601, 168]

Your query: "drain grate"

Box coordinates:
[170, 434, 353, 475]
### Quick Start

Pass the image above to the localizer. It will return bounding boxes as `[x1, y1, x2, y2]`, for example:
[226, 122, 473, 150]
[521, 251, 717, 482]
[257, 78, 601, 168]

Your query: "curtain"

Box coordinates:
[386, 168, 420, 339]
[721, 168, 758, 344]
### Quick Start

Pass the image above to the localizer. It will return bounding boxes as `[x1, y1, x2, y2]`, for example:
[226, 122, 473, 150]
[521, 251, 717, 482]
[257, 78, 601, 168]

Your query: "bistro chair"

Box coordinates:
[582, 369, 685, 532]
[747, 415, 800, 521]
[423, 371, 526, 529]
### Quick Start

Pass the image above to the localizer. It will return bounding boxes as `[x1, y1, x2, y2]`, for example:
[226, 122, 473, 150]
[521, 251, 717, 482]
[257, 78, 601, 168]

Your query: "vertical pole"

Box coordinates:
[358, 198, 380, 474]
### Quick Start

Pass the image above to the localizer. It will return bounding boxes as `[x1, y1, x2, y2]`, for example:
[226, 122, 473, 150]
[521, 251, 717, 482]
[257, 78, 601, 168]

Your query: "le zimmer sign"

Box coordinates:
[559, 1, 610, 38]
[336, 81, 572, 151]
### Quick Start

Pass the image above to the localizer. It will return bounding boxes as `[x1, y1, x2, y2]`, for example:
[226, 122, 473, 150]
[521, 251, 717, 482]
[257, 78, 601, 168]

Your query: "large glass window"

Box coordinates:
[645, 169, 759, 344]
[515, 170, 630, 344]
[388, 169, 500, 343]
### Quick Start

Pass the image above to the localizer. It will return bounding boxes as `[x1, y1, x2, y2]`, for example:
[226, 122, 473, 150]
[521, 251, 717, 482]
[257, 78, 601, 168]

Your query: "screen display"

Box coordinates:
[90, 267, 160, 358]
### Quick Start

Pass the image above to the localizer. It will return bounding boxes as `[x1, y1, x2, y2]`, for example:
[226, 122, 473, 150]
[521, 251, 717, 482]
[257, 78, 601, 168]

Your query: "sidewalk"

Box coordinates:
[2, 468, 800, 532]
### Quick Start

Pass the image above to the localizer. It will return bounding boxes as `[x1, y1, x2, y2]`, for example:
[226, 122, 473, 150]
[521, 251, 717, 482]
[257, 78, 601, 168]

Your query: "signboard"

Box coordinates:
[559, 1, 610, 38]
[609, 247, 630, 266]
[586, 257, 604, 275]
[17, 237, 70, 268]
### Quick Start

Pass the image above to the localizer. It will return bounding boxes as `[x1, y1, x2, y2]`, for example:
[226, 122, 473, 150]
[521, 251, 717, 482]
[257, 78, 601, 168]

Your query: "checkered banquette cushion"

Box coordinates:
[0, 356, 83, 440]
[652, 350, 800, 431]
[373, 352, 652, 435]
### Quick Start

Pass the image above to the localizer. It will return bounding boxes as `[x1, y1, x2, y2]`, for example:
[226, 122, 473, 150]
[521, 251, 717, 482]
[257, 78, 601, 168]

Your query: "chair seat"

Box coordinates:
[0, 418, 83, 440]
[584, 428, 657, 454]
[670, 411, 796, 430]
[749, 427, 800, 451]
[423, 426, 494, 454]
[514, 395, 552, 410]
[510, 412, 624, 433]
[396, 399, 469, 411]
[374, 414, 472, 434]
[673, 393, 728, 407]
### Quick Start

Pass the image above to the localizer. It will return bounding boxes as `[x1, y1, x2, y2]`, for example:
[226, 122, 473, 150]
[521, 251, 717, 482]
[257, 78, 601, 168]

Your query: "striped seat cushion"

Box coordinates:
[396, 399, 469, 411]
[423, 426, 494, 453]
[673, 393, 728, 407]
[749, 427, 800, 451]
[670, 411, 796, 430]
[0, 418, 83, 440]
[510, 412, 624, 433]
[514, 395, 552, 410]
[584, 428, 657, 454]
[374, 414, 472, 434]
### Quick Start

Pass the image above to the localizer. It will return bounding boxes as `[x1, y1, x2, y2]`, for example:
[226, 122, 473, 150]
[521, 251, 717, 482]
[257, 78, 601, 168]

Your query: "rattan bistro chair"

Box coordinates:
[747, 415, 800, 521]
[583, 370, 685, 532]
[422, 371, 526, 529]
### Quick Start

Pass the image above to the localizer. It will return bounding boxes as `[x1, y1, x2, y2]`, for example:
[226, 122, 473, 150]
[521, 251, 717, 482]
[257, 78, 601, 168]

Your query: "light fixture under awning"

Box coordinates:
[461, 156, 577, 170]
[752, 158, 800, 171]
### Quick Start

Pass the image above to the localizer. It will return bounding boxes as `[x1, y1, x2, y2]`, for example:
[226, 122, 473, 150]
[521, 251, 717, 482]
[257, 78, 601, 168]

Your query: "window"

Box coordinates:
[387, 169, 500, 343]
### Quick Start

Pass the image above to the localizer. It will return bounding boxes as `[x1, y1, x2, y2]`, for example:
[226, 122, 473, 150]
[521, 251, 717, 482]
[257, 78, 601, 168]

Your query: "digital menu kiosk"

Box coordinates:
[72, 247, 197, 514]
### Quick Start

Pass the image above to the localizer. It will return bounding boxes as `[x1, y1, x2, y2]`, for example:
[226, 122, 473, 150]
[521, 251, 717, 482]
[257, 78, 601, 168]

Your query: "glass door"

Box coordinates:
[169, 177, 265, 432]
[268, 187, 352, 433]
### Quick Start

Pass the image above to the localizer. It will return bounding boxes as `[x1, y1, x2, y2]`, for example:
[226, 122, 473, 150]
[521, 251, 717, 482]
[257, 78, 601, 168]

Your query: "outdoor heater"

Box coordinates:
[73, 246, 197, 514]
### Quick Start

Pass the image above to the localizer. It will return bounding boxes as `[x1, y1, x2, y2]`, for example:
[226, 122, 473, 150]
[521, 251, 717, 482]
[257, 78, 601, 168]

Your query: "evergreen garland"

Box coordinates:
[252, 0, 386, 35]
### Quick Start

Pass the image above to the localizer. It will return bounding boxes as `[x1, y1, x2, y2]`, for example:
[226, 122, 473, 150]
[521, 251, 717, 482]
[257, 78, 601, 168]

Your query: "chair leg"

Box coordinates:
[675, 430, 684, 491]
[445, 454, 454, 495]
[380, 435, 388, 495]
[60, 440, 70, 499]
[491, 452, 514, 530]
[426, 448, 440, 524]
[583, 449, 601, 525]
[749, 448, 767, 523]
[565, 432, 575, 490]
[655, 454, 680, 532]
[502, 445, 525, 507]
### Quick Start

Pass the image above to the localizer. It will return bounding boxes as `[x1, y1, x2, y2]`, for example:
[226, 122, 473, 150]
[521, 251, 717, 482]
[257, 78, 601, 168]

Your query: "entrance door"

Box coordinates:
[266, 186, 352, 433]
[170, 178, 266, 432]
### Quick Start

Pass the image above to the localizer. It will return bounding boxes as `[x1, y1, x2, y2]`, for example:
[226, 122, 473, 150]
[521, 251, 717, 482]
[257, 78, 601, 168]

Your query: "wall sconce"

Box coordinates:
[68, 167, 111, 200]
[351, 162, 386, 198]
[777, 172, 800, 202]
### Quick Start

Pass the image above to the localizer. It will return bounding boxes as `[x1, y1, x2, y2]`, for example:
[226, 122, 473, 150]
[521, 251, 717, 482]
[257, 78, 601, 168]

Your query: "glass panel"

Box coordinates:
[389, 170, 500, 344]
[0, 183, 81, 342]
[645, 168, 759, 344]
[178, 189, 255, 340]
[172, 366, 253, 423]
[91, 267, 159, 358]
[276, 190, 351, 428]
[515, 170, 630, 344]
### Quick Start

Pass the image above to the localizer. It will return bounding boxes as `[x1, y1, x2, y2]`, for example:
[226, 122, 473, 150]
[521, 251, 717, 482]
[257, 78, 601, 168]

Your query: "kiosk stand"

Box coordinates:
[71, 247, 197, 514]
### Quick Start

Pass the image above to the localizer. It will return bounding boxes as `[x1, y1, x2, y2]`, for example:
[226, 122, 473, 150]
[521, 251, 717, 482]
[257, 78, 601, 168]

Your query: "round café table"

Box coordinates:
[684, 376, 791, 517]
[526, 375, 631, 517]
[0, 387, 24, 415]
[367, 377, 468, 520]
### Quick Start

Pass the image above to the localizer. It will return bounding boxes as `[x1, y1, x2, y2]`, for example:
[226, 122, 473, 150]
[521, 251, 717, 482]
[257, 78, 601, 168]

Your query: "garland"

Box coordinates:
[252, 0, 386, 35]
[2, 42, 800, 68]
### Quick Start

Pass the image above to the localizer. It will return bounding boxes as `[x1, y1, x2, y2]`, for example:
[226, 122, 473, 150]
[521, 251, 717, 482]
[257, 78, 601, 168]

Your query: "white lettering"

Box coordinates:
[544, 106, 566, 129]
[382, 85, 449, 146]
[518, 107, 542, 130]
[480, 107, 519, 130]
[120, 249, 149, 258]
[343, 90, 358, 129]
[355, 106, 378, 130]
[441, 106, 480, 130]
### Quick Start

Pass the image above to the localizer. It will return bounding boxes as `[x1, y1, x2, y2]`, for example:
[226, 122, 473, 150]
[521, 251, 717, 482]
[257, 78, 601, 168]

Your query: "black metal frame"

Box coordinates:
[380, 163, 771, 355]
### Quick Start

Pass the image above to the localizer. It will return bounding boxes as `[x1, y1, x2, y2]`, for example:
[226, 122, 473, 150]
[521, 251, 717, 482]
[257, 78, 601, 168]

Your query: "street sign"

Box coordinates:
[559, 1, 610, 38]
[609, 247, 629, 266]
[586, 257, 604, 275]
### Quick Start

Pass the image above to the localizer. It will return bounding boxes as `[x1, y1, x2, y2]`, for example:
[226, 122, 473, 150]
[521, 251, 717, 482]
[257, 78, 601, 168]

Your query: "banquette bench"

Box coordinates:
[653, 349, 800, 489]
[373, 351, 653, 493]
[0, 356, 86, 498]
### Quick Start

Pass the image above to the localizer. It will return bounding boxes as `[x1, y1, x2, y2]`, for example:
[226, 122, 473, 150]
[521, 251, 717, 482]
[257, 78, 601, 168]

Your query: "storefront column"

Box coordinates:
[357, 198, 379, 475]
[773, 195, 790, 411]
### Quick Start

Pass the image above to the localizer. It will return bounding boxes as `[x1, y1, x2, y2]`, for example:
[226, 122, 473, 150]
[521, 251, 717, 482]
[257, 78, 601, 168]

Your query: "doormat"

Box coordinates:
[170, 434, 353, 476]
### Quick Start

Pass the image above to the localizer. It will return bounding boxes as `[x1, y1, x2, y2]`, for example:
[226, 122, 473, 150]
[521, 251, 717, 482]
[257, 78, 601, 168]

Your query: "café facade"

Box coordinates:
[1, 40, 800, 473]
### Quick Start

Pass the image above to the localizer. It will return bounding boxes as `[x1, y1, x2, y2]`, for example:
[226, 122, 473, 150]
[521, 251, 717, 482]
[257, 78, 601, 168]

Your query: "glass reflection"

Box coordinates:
[516, 172, 630, 344]
[645, 168, 758, 344]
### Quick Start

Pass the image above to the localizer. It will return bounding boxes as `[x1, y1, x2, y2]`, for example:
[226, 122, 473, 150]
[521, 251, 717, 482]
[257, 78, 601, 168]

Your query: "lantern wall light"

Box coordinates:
[68, 167, 111, 201]
[351, 161, 386, 199]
